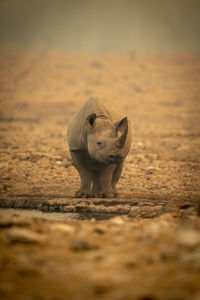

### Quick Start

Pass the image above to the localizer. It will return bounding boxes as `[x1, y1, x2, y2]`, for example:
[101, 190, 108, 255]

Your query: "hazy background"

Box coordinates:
[0, 0, 200, 52]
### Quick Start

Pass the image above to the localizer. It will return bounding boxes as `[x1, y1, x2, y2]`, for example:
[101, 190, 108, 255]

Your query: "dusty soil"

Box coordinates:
[0, 46, 200, 298]
[0, 212, 200, 300]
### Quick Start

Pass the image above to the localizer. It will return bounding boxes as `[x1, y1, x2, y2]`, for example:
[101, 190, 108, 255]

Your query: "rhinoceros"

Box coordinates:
[67, 97, 132, 198]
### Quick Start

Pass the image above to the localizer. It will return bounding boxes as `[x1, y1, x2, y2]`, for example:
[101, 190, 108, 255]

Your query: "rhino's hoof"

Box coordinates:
[75, 190, 93, 198]
[75, 190, 87, 198]
[99, 192, 116, 198]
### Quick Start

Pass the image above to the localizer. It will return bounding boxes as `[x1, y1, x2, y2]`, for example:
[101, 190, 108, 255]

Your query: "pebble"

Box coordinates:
[5, 227, 47, 244]
[94, 225, 106, 234]
[147, 153, 158, 162]
[70, 238, 98, 251]
[139, 206, 163, 218]
[177, 229, 200, 249]
[134, 154, 145, 163]
[181, 249, 200, 270]
[50, 223, 74, 233]
[129, 206, 141, 217]
[56, 159, 72, 168]
[0, 214, 31, 228]
[136, 142, 145, 148]
[0, 216, 13, 228]
[109, 216, 125, 225]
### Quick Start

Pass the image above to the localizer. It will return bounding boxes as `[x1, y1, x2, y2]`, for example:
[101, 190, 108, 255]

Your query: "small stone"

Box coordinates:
[0, 153, 10, 162]
[0, 214, 31, 228]
[129, 207, 141, 217]
[177, 229, 200, 249]
[0, 216, 13, 228]
[147, 153, 158, 162]
[159, 249, 178, 262]
[123, 259, 137, 268]
[11, 213, 32, 227]
[145, 166, 156, 174]
[90, 61, 103, 68]
[134, 154, 145, 163]
[181, 249, 200, 270]
[70, 238, 98, 251]
[139, 206, 163, 218]
[50, 223, 74, 233]
[110, 216, 125, 225]
[57, 159, 72, 168]
[94, 225, 106, 234]
[63, 206, 75, 213]
[136, 142, 145, 148]
[5, 227, 47, 244]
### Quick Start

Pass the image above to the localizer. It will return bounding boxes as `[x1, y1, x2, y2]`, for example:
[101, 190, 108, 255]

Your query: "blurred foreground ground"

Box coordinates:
[0, 47, 200, 298]
[0, 212, 200, 299]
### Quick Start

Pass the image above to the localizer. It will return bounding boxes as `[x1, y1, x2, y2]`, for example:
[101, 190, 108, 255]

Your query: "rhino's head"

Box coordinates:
[85, 113, 128, 164]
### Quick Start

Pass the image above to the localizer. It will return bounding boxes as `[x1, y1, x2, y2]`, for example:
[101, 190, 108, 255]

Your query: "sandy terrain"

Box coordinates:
[0, 46, 200, 298]
[0, 212, 200, 299]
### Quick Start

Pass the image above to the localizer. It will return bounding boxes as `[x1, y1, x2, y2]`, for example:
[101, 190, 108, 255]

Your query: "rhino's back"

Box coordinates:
[67, 97, 122, 151]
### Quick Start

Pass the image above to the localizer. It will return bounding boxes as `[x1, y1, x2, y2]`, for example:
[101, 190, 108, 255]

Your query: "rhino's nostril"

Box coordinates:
[108, 155, 122, 163]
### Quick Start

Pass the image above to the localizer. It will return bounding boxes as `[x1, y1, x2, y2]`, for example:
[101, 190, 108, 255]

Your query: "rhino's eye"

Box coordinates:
[96, 141, 102, 146]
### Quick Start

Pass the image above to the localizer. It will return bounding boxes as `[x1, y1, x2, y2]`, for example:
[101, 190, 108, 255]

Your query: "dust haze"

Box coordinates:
[0, 0, 200, 52]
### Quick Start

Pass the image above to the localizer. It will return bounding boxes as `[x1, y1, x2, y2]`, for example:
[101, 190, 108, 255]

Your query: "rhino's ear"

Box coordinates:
[85, 113, 97, 129]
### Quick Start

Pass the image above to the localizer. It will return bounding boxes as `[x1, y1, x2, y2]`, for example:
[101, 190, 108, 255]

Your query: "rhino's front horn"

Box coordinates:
[115, 117, 128, 148]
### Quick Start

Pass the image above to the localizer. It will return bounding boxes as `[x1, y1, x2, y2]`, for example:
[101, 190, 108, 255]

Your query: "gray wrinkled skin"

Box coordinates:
[67, 97, 132, 198]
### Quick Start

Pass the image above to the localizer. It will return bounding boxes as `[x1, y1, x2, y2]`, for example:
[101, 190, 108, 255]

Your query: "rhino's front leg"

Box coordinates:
[91, 171, 101, 197]
[99, 165, 117, 198]
[70, 151, 92, 198]
[112, 161, 123, 198]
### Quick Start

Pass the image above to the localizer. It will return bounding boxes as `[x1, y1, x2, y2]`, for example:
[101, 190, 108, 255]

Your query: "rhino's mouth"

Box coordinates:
[106, 155, 122, 164]
[89, 155, 122, 167]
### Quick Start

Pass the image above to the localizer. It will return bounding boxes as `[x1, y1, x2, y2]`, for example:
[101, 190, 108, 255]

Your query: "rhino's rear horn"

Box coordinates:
[85, 113, 97, 129]
[115, 117, 128, 148]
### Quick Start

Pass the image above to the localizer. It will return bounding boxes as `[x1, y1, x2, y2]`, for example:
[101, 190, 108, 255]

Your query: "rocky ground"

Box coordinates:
[0, 46, 200, 298]
[0, 212, 200, 299]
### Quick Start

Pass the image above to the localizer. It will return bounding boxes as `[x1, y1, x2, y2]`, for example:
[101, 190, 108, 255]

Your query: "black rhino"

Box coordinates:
[67, 97, 132, 198]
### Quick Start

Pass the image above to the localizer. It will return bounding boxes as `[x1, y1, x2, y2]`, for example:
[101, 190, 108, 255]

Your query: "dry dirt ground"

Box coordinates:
[0, 46, 200, 299]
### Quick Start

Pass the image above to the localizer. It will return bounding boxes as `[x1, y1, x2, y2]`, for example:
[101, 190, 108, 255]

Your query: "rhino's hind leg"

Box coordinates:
[70, 151, 92, 198]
